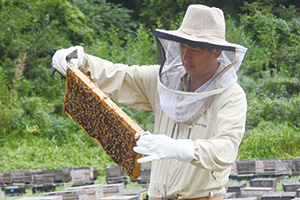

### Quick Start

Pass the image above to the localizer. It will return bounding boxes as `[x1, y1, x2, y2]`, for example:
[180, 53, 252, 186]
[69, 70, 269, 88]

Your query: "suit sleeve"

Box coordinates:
[191, 85, 247, 171]
[78, 54, 160, 111]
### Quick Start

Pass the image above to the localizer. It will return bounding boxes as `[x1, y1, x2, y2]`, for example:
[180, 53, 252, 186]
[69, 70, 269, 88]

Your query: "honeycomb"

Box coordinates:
[63, 66, 144, 179]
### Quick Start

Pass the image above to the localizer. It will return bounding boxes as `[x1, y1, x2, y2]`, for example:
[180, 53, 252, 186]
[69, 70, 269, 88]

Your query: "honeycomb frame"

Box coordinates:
[63, 66, 144, 179]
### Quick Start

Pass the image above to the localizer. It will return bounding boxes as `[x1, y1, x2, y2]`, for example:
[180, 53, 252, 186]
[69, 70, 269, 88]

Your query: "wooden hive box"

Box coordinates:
[114, 189, 148, 200]
[64, 184, 104, 200]
[17, 197, 63, 200]
[44, 190, 87, 200]
[98, 195, 138, 200]
[71, 169, 90, 186]
[0, 173, 12, 184]
[63, 66, 144, 179]
[103, 183, 125, 197]
[105, 166, 127, 184]
[10, 169, 32, 184]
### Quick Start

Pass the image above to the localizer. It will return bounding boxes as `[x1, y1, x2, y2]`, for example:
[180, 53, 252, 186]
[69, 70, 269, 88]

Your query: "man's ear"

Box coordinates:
[213, 50, 222, 58]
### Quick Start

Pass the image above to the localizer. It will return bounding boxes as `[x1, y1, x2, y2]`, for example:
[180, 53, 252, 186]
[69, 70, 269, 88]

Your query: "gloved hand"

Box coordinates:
[51, 45, 85, 76]
[133, 132, 195, 163]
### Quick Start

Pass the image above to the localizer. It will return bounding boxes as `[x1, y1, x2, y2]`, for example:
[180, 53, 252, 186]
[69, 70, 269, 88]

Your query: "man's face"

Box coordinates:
[179, 43, 221, 79]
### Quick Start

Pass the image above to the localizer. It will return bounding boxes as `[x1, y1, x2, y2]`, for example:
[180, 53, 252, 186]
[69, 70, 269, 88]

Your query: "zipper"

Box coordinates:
[171, 121, 177, 138]
[187, 124, 193, 139]
[211, 171, 217, 180]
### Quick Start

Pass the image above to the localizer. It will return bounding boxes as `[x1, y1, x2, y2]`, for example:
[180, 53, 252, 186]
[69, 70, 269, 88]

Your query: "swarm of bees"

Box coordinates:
[63, 66, 143, 179]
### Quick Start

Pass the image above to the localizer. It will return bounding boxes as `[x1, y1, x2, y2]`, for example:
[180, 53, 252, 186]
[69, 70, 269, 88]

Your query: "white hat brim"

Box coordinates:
[153, 29, 246, 51]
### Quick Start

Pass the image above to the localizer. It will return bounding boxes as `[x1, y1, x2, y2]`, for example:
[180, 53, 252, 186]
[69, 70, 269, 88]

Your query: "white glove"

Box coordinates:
[133, 132, 195, 163]
[51, 45, 85, 75]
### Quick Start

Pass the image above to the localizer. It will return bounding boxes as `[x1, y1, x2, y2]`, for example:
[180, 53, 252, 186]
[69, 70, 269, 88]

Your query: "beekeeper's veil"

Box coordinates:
[153, 4, 248, 123]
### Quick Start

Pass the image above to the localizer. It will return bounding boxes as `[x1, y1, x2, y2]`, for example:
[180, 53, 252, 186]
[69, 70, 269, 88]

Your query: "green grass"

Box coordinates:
[0, 132, 115, 175]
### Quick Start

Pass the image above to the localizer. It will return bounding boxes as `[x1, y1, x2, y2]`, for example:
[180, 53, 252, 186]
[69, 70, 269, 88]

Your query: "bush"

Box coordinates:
[238, 121, 300, 160]
[240, 2, 300, 75]
[1, 0, 300, 172]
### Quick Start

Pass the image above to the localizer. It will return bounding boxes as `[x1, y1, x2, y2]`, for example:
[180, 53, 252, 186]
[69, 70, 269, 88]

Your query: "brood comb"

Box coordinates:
[63, 66, 144, 179]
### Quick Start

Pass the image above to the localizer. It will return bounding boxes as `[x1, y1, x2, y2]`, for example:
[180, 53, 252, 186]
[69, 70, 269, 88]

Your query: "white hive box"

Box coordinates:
[44, 189, 87, 200]
[64, 184, 103, 200]
[102, 183, 125, 197]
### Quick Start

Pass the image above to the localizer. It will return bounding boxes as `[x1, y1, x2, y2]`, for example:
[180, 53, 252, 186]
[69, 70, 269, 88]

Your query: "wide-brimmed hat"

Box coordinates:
[153, 4, 240, 51]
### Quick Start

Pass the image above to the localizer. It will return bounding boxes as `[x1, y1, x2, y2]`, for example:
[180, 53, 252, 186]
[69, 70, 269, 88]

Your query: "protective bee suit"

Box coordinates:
[52, 4, 248, 200]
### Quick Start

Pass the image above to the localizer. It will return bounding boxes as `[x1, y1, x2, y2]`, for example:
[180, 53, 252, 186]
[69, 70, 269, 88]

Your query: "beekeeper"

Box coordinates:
[52, 4, 248, 200]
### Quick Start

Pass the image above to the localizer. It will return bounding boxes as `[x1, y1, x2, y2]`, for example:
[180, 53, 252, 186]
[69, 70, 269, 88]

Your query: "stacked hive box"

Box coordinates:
[71, 169, 91, 186]
[4, 185, 26, 196]
[0, 173, 12, 185]
[64, 184, 104, 200]
[10, 170, 32, 184]
[112, 188, 148, 200]
[102, 183, 125, 197]
[105, 166, 127, 185]
[17, 197, 63, 200]
[44, 190, 87, 200]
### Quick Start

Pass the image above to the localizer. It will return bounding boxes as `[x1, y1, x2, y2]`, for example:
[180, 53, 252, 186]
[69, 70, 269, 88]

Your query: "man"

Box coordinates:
[52, 4, 248, 200]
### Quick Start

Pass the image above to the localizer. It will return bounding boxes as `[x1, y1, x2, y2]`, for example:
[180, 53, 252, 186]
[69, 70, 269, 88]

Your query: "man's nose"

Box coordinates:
[182, 48, 191, 61]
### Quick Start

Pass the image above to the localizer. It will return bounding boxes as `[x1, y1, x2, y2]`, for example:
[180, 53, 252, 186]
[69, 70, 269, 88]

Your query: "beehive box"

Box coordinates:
[64, 184, 103, 200]
[103, 183, 125, 197]
[32, 184, 56, 194]
[10, 169, 32, 184]
[61, 167, 72, 182]
[139, 166, 151, 184]
[236, 160, 256, 174]
[250, 178, 277, 191]
[114, 189, 148, 200]
[105, 166, 127, 184]
[0, 173, 12, 184]
[5, 185, 26, 196]
[17, 197, 63, 200]
[63, 66, 144, 179]
[43, 169, 65, 183]
[44, 190, 87, 200]
[98, 195, 138, 200]
[73, 168, 98, 181]
[71, 169, 90, 186]
[33, 174, 54, 185]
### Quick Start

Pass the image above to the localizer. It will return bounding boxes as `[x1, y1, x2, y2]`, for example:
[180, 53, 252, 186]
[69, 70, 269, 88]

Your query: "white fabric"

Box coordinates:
[80, 54, 247, 198]
[154, 5, 239, 49]
[156, 39, 247, 123]
[133, 131, 195, 163]
[52, 45, 85, 75]
[152, 4, 248, 123]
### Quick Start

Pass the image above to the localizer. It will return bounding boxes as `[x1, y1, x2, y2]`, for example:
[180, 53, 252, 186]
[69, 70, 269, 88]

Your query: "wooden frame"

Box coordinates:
[63, 66, 143, 179]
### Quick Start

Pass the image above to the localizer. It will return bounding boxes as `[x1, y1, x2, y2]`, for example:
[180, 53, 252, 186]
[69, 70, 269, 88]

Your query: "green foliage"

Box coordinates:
[246, 95, 300, 129]
[107, 0, 195, 29]
[0, 0, 77, 98]
[238, 121, 300, 160]
[239, 68, 300, 131]
[86, 24, 156, 65]
[0, 0, 137, 100]
[240, 2, 300, 74]
[0, 94, 80, 143]
[71, 0, 137, 39]
[1, 0, 300, 172]
[233, 2, 300, 160]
